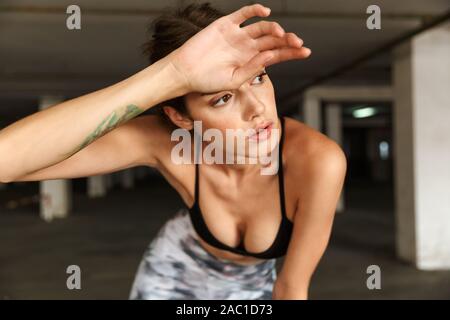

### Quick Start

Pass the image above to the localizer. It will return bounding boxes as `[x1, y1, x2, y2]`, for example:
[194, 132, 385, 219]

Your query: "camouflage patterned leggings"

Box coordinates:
[129, 208, 277, 300]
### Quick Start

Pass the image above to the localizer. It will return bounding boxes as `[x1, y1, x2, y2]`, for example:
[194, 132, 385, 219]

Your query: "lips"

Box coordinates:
[248, 121, 273, 142]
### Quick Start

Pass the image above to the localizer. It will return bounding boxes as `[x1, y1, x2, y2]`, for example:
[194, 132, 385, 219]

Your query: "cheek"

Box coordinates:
[191, 113, 232, 132]
[265, 88, 278, 111]
[263, 83, 276, 101]
[213, 119, 239, 133]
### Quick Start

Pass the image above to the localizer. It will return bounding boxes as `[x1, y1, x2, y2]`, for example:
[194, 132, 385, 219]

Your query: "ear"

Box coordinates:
[162, 106, 194, 130]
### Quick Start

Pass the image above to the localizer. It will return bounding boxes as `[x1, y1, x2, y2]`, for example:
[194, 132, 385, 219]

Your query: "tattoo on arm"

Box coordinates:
[67, 104, 143, 157]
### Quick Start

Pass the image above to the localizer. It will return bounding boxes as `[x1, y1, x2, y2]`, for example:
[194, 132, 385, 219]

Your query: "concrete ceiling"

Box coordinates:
[0, 0, 449, 116]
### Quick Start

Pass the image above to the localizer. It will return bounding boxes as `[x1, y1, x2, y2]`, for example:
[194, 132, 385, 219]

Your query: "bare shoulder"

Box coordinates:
[130, 113, 172, 140]
[131, 114, 196, 207]
[125, 114, 174, 167]
[283, 116, 347, 183]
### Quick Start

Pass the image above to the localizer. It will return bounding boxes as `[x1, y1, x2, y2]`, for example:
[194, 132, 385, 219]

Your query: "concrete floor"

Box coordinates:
[1, 173, 449, 300]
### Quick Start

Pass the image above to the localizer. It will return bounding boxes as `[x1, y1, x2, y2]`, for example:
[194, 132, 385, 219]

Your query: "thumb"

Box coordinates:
[232, 51, 274, 87]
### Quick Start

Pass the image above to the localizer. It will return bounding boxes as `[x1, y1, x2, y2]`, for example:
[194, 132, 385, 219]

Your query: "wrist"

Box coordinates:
[272, 279, 309, 300]
[122, 53, 190, 110]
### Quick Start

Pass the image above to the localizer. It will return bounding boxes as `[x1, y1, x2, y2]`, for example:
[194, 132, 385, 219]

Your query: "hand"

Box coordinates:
[167, 3, 311, 94]
[272, 278, 308, 300]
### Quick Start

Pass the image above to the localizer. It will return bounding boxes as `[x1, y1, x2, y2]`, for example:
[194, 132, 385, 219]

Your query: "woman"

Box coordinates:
[0, 3, 346, 300]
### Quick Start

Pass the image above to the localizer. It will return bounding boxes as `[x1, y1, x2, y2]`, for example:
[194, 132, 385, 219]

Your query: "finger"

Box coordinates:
[285, 32, 304, 48]
[254, 35, 289, 51]
[264, 47, 312, 67]
[243, 20, 284, 38]
[254, 33, 304, 51]
[228, 4, 271, 25]
[231, 51, 275, 86]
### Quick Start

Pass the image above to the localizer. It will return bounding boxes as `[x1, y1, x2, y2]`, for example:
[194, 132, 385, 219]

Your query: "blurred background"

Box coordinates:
[0, 0, 449, 299]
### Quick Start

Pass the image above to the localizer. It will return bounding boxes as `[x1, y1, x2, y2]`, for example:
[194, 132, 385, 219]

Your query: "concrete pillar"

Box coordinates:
[121, 168, 135, 189]
[325, 103, 345, 213]
[302, 92, 322, 131]
[87, 175, 107, 198]
[393, 22, 450, 270]
[39, 95, 72, 222]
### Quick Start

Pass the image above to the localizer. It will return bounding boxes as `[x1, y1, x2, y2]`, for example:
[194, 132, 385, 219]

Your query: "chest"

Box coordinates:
[173, 163, 298, 254]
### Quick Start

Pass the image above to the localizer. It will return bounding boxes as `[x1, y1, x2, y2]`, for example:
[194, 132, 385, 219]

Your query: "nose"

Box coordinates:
[242, 90, 265, 121]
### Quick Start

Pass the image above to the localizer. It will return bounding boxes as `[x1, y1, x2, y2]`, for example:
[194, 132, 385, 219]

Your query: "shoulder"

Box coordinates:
[122, 114, 175, 166]
[127, 113, 172, 137]
[283, 116, 347, 190]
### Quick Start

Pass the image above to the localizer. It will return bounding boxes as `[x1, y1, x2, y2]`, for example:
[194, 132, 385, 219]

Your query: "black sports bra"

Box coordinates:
[188, 116, 293, 259]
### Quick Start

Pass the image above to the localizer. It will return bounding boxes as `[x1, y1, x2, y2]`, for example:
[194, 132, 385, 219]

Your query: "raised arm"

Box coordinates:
[0, 57, 184, 183]
[0, 3, 310, 183]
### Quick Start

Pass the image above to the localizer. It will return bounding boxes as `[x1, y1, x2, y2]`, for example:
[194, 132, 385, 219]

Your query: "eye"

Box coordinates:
[211, 72, 266, 107]
[252, 71, 267, 85]
[213, 93, 232, 107]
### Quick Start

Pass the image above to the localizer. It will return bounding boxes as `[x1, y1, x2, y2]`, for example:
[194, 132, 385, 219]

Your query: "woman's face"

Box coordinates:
[182, 69, 280, 162]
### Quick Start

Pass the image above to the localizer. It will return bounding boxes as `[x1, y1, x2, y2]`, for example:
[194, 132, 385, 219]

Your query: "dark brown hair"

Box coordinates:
[142, 2, 225, 120]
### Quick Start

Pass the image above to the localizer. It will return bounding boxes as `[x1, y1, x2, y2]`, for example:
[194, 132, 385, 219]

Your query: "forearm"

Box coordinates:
[0, 55, 186, 182]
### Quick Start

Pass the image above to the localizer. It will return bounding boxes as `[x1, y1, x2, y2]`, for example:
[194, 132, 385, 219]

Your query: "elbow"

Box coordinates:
[0, 176, 13, 184]
[0, 169, 16, 183]
[0, 162, 19, 183]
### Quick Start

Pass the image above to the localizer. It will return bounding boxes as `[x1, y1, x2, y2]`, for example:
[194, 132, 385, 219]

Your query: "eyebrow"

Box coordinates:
[200, 69, 268, 97]
[200, 92, 219, 96]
